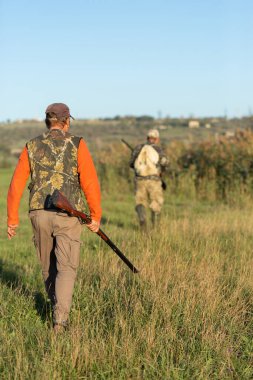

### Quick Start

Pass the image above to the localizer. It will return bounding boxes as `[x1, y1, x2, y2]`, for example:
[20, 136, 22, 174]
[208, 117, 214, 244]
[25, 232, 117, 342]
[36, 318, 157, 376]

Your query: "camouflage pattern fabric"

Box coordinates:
[27, 129, 85, 211]
[135, 178, 164, 213]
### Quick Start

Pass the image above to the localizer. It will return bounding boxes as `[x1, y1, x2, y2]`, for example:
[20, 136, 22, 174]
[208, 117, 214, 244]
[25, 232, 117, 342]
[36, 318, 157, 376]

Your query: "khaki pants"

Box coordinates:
[135, 178, 164, 213]
[29, 210, 82, 325]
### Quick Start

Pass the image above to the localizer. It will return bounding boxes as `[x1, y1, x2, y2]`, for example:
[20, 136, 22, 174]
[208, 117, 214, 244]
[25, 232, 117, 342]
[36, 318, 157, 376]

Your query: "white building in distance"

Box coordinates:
[188, 120, 200, 128]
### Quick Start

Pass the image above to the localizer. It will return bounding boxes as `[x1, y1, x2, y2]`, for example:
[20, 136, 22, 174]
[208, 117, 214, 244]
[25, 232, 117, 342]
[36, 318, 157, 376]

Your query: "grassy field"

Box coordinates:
[0, 167, 253, 379]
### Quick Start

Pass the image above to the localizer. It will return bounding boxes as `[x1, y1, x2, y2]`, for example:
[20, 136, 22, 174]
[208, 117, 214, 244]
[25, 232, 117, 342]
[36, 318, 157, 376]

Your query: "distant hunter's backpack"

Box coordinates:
[134, 144, 160, 176]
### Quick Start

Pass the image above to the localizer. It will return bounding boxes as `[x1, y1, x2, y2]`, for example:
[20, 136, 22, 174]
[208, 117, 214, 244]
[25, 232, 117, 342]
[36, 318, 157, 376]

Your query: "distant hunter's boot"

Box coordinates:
[135, 204, 147, 230]
[151, 211, 160, 227]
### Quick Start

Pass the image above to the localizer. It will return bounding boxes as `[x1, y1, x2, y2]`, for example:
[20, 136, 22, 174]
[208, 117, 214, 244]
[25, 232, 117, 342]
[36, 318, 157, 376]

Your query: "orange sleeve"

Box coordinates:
[78, 139, 102, 222]
[7, 147, 30, 225]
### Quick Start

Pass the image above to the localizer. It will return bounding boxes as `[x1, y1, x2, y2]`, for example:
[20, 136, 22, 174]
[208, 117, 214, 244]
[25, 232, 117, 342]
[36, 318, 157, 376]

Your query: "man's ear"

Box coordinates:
[63, 118, 70, 131]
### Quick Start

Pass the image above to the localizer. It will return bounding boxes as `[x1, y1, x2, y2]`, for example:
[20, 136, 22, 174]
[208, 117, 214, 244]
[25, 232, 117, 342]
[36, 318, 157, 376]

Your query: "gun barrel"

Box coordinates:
[51, 190, 139, 273]
[121, 139, 133, 151]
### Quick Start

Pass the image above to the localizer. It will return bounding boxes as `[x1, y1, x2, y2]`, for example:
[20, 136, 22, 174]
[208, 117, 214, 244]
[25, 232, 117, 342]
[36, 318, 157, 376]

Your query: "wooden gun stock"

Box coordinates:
[51, 190, 139, 274]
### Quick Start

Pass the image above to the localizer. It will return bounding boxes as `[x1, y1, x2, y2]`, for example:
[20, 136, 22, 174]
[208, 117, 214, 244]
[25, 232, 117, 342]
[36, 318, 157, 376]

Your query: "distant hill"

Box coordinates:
[0, 116, 252, 167]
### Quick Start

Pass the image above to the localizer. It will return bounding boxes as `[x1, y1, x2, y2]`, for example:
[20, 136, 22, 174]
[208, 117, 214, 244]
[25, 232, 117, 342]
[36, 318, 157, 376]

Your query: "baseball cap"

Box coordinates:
[147, 129, 159, 138]
[45, 103, 75, 120]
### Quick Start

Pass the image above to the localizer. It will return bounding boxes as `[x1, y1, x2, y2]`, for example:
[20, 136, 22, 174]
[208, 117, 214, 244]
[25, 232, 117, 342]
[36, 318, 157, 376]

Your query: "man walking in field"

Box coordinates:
[129, 129, 168, 229]
[7, 103, 102, 333]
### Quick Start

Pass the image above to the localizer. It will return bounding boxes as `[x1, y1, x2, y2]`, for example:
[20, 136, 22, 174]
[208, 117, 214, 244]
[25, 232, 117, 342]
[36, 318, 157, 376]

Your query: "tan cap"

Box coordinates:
[147, 129, 159, 138]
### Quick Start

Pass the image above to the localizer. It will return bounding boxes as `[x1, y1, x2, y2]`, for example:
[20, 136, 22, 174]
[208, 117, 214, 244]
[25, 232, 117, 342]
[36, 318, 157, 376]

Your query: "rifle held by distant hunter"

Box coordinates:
[121, 139, 167, 191]
[50, 190, 139, 274]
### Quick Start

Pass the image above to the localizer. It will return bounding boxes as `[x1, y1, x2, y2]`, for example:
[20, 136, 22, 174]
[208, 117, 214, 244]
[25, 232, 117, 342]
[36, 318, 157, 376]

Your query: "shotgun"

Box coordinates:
[121, 139, 167, 190]
[50, 190, 139, 274]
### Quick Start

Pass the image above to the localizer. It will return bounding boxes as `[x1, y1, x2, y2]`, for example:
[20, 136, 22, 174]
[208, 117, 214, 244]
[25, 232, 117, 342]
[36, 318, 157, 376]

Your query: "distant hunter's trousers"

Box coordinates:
[29, 210, 82, 325]
[135, 178, 164, 213]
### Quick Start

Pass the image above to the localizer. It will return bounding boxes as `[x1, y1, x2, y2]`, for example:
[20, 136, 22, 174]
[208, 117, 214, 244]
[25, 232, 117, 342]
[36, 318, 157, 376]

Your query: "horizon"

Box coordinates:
[1, 112, 252, 124]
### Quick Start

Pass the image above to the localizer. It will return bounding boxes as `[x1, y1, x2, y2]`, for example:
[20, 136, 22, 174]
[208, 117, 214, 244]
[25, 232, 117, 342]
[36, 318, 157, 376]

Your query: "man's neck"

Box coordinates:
[50, 126, 63, 131]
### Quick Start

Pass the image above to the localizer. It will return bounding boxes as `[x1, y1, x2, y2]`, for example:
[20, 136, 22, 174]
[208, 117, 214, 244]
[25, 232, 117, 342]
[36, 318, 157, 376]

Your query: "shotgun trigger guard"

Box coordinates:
[78, 216, 88, 225]
[78, 216, 85, 224]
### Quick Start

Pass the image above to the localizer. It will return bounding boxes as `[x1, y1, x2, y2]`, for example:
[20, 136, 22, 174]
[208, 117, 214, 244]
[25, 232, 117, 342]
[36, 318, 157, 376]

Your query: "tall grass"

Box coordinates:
[0, 167, 253, 379]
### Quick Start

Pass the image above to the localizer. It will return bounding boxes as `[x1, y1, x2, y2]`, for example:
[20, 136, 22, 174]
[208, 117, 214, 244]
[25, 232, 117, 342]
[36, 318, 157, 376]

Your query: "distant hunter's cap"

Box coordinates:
[45, 103, 75, 120]
[147, 129, 159, 138]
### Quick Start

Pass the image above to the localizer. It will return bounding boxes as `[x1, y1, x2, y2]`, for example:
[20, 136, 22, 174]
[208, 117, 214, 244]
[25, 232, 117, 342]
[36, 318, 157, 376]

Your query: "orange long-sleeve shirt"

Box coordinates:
[7, 138, 102, 225]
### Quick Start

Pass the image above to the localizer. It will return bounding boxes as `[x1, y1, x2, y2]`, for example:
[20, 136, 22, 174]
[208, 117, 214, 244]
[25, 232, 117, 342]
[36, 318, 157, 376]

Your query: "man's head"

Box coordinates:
[45, 103, 74, 130]
[147, 129, 160, 144]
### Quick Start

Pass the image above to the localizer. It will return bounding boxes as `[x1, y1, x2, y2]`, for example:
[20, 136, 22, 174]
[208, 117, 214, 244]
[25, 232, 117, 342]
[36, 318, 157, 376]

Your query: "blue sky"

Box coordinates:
[0, 0, 252, 120]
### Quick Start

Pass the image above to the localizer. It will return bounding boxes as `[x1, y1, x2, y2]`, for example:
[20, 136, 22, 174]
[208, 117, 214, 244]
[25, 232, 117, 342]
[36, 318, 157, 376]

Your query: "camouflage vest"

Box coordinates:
[27, 129, 85, 211]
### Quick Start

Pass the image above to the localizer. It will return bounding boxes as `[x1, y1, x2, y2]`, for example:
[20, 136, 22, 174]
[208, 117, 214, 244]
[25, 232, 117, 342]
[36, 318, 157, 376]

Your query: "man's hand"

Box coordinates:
[86, 219, 100, 233]
[7, 224, 18, 240]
